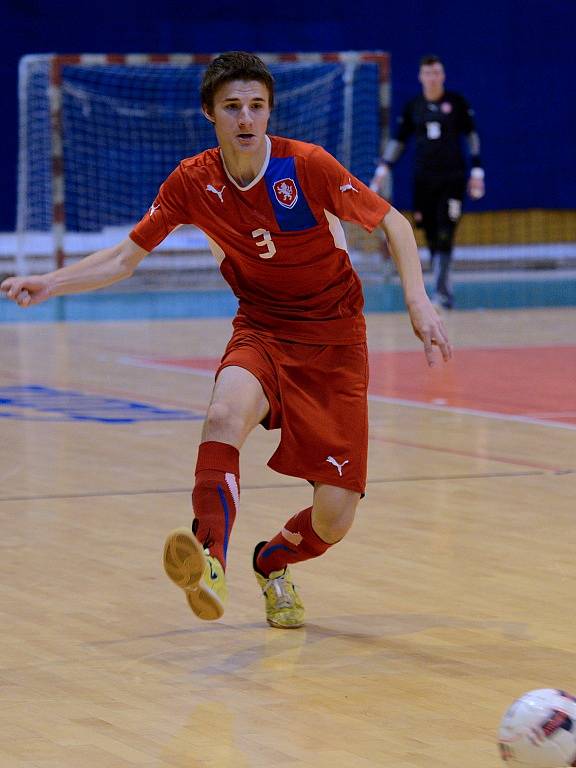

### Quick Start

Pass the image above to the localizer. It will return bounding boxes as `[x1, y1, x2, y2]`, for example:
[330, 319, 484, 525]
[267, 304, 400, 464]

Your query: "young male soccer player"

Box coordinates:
[371, 54, 485, 309]
[2, 52, 451, 629]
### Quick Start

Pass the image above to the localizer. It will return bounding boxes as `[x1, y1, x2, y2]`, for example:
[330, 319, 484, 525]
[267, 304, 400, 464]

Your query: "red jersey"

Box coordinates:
[130, 135, 390, 344]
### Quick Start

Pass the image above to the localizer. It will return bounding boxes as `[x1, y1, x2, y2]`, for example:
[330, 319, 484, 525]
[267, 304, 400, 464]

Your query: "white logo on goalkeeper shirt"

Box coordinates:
[340, 177, 359, 194]
[206, 184, 226, 203]
[149, 202, 160, 218]
[326, 455, 349, 476]
[426, 121, 441, 140]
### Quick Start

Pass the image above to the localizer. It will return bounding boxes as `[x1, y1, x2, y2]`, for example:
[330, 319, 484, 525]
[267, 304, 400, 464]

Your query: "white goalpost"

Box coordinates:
[13, 51, 390, 277]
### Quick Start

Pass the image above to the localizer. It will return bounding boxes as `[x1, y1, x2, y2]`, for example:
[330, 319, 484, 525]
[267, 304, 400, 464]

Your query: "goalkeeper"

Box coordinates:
[371, 54, 485, 309]
[2, 52, 451, 630]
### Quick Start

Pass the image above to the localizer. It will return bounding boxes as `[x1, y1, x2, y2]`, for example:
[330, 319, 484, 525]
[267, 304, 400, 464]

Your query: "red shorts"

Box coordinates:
[216, 329, 369, 493]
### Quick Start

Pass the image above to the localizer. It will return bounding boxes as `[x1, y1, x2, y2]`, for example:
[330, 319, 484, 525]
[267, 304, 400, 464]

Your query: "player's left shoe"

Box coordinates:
[253, 542, 305, 629]
[163, 526, 227, 621]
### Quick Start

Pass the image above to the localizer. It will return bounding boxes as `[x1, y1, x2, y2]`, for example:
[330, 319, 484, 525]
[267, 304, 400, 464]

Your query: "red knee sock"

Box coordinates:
[255, 507, 332, 576]
[191, 441, 239, 570]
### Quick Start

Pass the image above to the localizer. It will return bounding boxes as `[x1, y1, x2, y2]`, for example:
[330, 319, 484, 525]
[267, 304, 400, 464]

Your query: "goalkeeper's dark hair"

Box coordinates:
[201, 52, 275, 111]
[419, 54, 443, 67]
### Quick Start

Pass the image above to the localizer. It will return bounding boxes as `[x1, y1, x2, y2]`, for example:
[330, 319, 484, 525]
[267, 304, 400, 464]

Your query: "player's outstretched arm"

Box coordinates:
[379, 207, 452, 367]
[369, 162, 390, 193]
[369, 140, 405, 192]
[1, 237, 149, 308]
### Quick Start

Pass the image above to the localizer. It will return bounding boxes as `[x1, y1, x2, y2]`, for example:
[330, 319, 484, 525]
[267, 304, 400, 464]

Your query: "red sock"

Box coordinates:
[255, 507, 332, 576]
[191, 441, 239, 570]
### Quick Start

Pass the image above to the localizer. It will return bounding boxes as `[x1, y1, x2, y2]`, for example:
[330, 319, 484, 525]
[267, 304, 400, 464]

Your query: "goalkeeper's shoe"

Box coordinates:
[253, 542, 305, 629]
[163, 525, 227, 621]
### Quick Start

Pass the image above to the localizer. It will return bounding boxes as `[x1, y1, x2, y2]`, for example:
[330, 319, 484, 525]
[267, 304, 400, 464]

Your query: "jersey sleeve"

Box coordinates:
[395, 100, 416, 143]
[129, 163, 190, 252]
[456, 94, 477, 135]
[302, 146, 390, 232]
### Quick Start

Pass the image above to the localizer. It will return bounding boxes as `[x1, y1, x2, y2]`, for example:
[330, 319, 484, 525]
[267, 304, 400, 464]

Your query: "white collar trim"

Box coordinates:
[220, 135, 271, 191]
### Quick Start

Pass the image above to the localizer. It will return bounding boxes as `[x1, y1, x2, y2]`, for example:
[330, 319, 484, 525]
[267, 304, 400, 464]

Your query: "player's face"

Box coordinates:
[206, 80, 271, 155]
[419, 63, 445, 95]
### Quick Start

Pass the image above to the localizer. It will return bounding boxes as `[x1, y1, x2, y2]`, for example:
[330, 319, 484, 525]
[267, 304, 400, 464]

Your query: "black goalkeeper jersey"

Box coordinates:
[394, 90, 478, 176]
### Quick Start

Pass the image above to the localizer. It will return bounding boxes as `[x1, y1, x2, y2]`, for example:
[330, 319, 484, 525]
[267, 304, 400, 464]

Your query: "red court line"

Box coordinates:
[138, 356, 219, 372]
[369, 345, 576, 425]
[127, 345, 576, 426]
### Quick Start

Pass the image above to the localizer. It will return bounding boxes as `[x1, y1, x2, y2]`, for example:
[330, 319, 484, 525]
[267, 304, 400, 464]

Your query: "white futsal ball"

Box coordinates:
[499, 689, 576, 766]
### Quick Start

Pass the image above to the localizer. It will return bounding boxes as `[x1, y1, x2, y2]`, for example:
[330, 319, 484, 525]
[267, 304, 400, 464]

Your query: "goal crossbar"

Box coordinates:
[16, 51, 390, 274]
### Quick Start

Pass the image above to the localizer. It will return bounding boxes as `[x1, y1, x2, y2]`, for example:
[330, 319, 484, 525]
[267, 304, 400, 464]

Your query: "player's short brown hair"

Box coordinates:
[419, 54, 443, 68]
[201, 52, 275, 111]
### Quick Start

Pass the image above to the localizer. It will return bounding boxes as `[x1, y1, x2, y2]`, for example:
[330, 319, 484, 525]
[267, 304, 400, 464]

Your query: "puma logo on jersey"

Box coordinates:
[206, 184, 226, 203]
[149, 202, 160, 218]
[339, 178, 359, 193]
[281, 528, 303, 546]
[326, 456, 350, 476]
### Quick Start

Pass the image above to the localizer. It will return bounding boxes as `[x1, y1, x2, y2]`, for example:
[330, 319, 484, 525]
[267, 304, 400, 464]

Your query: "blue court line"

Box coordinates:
[1, 276, 575, 323]
[0, 385, 202, 423]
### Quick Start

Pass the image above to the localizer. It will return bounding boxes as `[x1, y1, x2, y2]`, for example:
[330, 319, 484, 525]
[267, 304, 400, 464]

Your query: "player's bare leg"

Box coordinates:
[164, 366, 269, 620]
[201, 365, 270, 448]
[254, 483, 360, 628]
[311, 483, 359, 542]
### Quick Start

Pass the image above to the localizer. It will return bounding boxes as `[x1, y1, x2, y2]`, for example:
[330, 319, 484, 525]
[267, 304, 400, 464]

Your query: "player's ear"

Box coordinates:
[202, 105, 216, 124]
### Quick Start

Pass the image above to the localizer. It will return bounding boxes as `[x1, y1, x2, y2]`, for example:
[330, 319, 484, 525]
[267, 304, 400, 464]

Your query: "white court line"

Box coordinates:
[368, 394, 576, 432]
[119, 355, 576, 432]
[118, 356, 215, 377]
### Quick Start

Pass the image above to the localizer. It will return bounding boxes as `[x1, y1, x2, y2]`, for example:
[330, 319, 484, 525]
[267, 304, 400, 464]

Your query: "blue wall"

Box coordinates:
[1, 0, 574, 230]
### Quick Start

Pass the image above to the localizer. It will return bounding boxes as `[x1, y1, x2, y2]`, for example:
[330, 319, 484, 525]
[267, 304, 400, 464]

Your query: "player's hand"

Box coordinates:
[467, 169, 485, 200]
[1, 275, 52, 307]
[406, 294, 452, 367]
[369, 163, 390, 193]
[468, 177, 485, 199]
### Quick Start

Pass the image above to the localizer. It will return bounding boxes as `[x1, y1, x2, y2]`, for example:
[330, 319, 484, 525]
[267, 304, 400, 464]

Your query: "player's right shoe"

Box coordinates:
[163, 525, 227, 621]
[253, 542, 305, 629]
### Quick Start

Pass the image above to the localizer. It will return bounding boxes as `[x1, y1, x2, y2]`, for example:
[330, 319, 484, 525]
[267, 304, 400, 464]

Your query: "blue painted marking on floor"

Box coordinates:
[0, 385, 202, 423]
[1, 274, 575, 323]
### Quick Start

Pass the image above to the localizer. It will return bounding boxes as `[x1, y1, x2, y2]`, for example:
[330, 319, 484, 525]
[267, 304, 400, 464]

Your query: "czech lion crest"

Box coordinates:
[273, 178, 298, 209]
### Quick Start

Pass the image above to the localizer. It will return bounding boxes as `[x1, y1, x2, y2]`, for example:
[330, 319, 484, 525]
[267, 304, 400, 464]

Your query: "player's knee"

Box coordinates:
[203, 400, 244, 442]
[313, 488, 360, 543]
[317, 508, 356, 543]
[205, 401, 231, 428]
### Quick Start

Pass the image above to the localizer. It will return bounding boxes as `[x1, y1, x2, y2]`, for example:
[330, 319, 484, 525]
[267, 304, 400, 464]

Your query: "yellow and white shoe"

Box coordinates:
[163, 526, 227, 621]
[253, 542, 305, 629]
